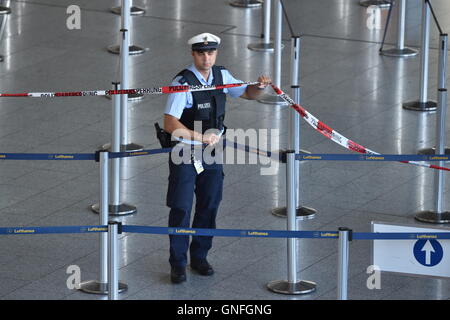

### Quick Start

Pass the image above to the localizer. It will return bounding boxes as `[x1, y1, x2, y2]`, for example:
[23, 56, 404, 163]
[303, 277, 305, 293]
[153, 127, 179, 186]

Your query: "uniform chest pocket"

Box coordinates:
[194, 99, 213, 121]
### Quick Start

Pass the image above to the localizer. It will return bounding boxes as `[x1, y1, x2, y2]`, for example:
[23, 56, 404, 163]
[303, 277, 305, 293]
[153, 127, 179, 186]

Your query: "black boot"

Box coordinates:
[191, 259, 214, 276]
[170, 266, 187, 284]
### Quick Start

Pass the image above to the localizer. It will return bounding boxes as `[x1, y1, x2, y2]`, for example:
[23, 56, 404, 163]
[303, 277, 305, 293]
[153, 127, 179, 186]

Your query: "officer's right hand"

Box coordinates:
[202, 133, 220, 145]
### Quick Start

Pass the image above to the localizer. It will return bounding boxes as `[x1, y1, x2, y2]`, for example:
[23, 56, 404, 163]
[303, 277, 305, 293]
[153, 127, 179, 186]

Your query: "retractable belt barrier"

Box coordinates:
[1, 223, 450, 240]
[1, 148, 450, 164]
[0, 148, 449, 166]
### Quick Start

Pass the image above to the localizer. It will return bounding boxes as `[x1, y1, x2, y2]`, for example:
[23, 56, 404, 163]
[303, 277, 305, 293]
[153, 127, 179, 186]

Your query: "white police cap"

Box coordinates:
[188, 33, 221, 51]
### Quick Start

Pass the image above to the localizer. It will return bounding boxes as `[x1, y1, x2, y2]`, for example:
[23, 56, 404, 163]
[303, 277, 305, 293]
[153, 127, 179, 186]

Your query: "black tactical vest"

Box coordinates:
[176, 65, 227, 134]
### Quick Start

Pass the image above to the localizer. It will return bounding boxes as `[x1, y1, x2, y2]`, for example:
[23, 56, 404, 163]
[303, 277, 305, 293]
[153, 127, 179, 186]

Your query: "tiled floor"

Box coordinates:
[0, 0, 449, 300]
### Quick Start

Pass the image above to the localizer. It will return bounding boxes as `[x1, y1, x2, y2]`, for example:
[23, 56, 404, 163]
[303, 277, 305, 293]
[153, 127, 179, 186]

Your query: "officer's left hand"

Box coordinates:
[257, 75, 272, 89]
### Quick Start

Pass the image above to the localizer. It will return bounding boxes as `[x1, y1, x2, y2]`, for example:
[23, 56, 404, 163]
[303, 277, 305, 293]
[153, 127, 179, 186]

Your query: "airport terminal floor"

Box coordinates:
[0, 0, 450, 301]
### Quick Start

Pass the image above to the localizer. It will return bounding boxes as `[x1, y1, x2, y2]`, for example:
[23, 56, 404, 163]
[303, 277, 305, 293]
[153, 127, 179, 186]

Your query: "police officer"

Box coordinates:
[164, 32, 271, 284]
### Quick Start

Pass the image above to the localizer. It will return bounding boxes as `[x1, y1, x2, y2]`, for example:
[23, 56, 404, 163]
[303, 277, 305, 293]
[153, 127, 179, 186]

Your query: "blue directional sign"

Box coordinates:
[413, 239, 443, 267]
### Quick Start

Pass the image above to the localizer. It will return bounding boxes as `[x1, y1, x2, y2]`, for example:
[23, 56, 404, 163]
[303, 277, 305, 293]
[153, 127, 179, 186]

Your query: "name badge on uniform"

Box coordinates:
[192, 155, 204, 174]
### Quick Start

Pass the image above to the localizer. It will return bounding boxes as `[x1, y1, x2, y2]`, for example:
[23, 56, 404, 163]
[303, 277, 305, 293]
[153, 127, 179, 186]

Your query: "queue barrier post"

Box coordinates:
[111, 0, 145, 16]
[229, 0, 262, 8]
[403, 0, 437, 112]
[118, 24, 145, 148]
[248, 0, 274, 52]
[0, 0, 11, 15]
[108, 0, 145, 56]
[337, 227, 351, 300]
[108, 221, 121, 300]
[380, 0, 418, 57]
[415, 89, 450, 223]
[258, 0, 287, 105]
[80, 151, 128, 295]
[272, 36, 316, 219]
[359, 0, 391, 8]
[419, 34, 450, 156]
[267, 151, 316, 295]
[93, 83, 137, 216]
[0, 0, 10, 63]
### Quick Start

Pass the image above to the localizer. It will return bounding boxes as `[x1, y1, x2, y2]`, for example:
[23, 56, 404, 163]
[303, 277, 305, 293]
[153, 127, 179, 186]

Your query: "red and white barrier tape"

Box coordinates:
[1, 80, 447, 171]
[0, 82, 259, 98]
[270, 84, 450, 172]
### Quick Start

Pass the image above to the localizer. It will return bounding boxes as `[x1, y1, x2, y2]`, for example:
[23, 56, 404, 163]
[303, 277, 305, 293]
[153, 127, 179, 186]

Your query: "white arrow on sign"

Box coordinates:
[421, 240, 435, 265]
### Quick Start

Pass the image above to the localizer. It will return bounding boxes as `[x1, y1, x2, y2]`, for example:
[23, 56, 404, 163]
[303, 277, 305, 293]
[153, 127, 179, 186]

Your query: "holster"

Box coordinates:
[154, 122, 179, 148]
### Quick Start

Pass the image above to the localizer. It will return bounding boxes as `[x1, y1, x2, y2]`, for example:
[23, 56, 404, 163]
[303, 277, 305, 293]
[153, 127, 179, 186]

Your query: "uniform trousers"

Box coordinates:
[166, 153, 224, 268]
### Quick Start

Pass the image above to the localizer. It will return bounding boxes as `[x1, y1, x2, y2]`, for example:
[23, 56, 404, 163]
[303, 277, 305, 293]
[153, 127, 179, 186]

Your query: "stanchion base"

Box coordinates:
[91, 203, 137, 216]
[267, 280, 316, 295]
[415, 211, 450, 224]
[110, 6, 146, 16]
[78, 280, 128, 295]
[380, 47, 419, 58]
[100, 143, 144, 152]
[359, 0, 391, 8]
[105, 92, 145, 102]
[229, 0, 262, 8]
[0, 6, 11, 14]
[418, 147, 450, 156]
[272, 206, 317, 220]
[107, 45, 146, 55]
[257, 93, 288, 105]
[402, 101, 437, 112]
[248, 42, 274, 52]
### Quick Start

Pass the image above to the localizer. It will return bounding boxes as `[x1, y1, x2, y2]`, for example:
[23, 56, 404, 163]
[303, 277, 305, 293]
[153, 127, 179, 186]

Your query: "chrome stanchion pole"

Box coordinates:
[108, 221, 120, 300]
[119, 26, 144, 151]
[108, 0, 145, 56]
[267, 151, 316, 295]
[80, 152, 128, 294]
[381, 0, 418, 57]
[230, 0, 262, 8]
[93, 83, 137, 216]
[111, 0, 145, 16]
[419, 34, 450, 155]
[107, 1, 145, 101]
[337, 227, 351, 300]
[248, 0, 274, 52]
[258, 0, 286, 105]
[359, 0, 391, 8]
[0, 0, 10, 63]
[0, 0, 11, 15]
[415, 89, 450, 224]
[272, 37, 316, 219]
[403, 0, 436, 111]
